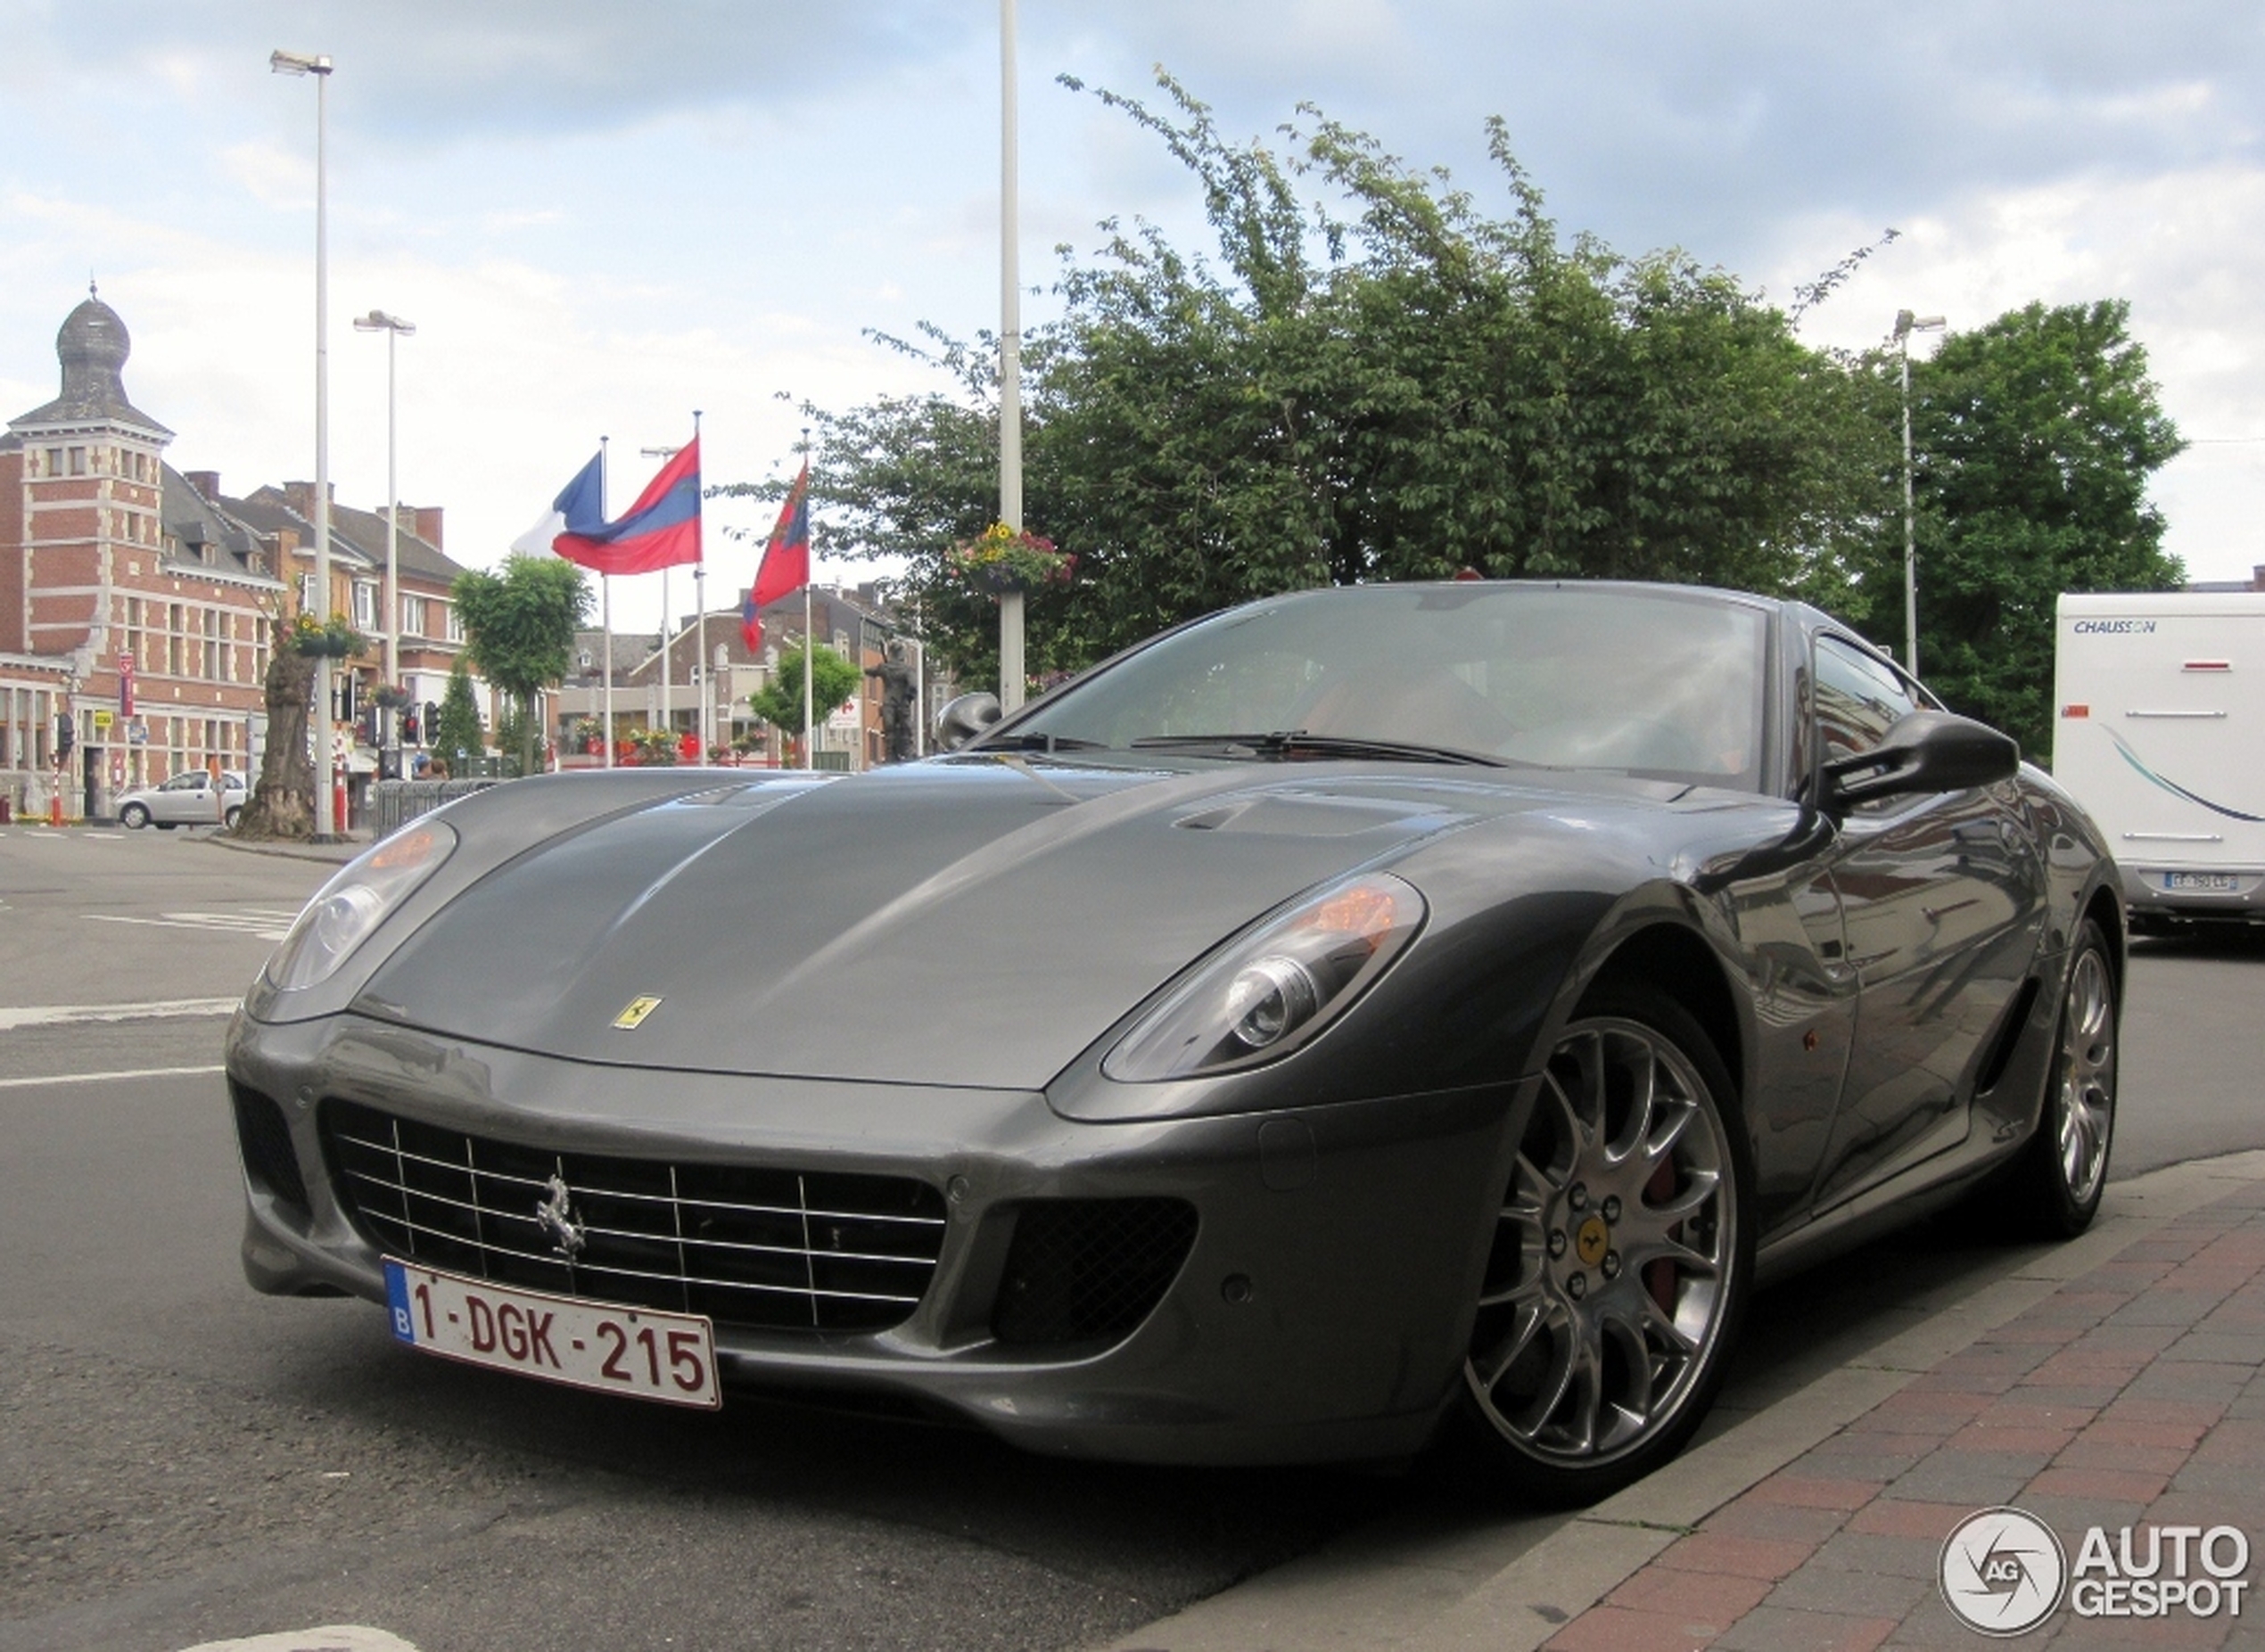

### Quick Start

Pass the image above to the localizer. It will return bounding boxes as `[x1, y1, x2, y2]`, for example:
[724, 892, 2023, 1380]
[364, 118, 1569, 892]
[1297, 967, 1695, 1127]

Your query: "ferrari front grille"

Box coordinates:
[321, 1099, 947, 1336]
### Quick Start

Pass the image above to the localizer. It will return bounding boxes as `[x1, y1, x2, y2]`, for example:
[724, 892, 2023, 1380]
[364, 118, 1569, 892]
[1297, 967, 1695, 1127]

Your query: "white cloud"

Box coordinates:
[6, 0, 2264, 645]
[1782, 160, 2265, 582]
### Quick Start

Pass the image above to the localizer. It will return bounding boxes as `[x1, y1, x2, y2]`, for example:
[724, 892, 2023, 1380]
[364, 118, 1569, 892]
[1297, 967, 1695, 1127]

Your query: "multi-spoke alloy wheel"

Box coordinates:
[1461, 987, 1750, 1502]
[2014, 918, 2117, 1237]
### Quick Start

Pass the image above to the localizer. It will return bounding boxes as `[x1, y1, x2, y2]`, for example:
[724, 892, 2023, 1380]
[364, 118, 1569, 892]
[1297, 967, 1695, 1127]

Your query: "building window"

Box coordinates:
[42, 448, 60, 478]
[68, 447, 86, 476]
[352, 583, 376, 629]
[400, 595, 425, 637]
[299, 572, 317, 616]
[444, 604, 464, 644]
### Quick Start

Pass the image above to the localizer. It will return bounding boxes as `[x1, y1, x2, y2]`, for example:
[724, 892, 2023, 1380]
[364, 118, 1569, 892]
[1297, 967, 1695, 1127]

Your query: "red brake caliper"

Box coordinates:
[1643, 1159, 1677, 1316]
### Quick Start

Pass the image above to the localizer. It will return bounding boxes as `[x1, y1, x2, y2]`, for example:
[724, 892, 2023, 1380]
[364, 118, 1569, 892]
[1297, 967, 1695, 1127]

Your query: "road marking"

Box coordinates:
[177, 1628, 421, 1652]
[86, 910, 296, 940]
[0, 1063, 225, 1089]
[0, 997, 240, 1031]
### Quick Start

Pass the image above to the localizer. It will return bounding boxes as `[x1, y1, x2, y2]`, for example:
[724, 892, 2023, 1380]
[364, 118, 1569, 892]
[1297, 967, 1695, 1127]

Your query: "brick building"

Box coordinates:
[1, 291, 481, 818]
[0, 289, 284, 817]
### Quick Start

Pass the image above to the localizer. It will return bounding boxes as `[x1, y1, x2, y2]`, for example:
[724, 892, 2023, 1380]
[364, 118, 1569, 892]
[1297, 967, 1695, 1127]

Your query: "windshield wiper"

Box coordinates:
[1128, 731, 1511, 768]
[967, 731, 1111, 754]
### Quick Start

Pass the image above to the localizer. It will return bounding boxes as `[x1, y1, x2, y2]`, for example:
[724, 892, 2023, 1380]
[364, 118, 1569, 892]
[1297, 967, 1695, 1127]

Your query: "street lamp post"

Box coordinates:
[271, 46, 338, 834]
[1894, 308, 1946, 678]
[353, 308, 414, 777]
[997, 0, 1025, 711]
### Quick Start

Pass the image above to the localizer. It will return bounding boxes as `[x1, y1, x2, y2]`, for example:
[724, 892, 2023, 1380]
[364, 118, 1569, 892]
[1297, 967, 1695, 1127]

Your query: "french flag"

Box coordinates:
[742, 463, 811, 649]
[516, 440, 704, 575]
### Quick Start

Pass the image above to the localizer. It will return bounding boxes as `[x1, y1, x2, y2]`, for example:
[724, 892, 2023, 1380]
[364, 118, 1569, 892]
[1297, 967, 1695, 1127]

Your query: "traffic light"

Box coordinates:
[54, 712, 74, 760]
[335, 673, 358, 724]
[401, 708, 420, 744]
[423, 702, 440, 746]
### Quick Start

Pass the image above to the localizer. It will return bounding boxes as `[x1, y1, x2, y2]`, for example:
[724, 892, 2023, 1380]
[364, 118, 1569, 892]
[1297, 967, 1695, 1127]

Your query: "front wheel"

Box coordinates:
[1454, 984, 1753, 1505]
[119, 802, 150, 829]
[223, 805, 243, 830]
[2010, 919, 2117, 1237]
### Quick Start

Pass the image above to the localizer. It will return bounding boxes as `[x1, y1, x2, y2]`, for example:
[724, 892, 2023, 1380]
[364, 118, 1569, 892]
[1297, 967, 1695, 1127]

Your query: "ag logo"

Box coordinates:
[1940, 1507, 2067, 1636]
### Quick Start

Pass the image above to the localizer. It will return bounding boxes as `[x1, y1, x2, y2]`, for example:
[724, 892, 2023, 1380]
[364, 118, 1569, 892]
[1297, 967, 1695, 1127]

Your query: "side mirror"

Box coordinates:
[1821, 710, 2019, 813]
[934, 692, 1003, 752]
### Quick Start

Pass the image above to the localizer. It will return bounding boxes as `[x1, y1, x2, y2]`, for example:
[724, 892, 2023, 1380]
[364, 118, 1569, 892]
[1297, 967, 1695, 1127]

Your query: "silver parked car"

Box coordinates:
[117, 768, 245, 829]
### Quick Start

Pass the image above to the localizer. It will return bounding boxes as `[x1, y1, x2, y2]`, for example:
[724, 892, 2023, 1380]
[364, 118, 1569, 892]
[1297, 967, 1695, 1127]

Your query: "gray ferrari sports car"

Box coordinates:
[227, 579, 2122, 1503]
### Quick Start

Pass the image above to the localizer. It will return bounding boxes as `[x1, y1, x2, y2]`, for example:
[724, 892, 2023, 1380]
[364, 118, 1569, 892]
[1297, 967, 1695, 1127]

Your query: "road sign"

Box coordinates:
[92, 710, 114, 734]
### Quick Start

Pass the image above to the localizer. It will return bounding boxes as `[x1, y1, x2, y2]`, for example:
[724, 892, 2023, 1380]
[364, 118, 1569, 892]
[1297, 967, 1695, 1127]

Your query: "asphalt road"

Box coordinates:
[3, 825, 2259, 1652]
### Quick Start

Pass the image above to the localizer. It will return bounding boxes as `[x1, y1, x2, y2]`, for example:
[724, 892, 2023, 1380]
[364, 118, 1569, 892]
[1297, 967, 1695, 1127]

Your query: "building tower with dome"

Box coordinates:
[2, 289, 286, 816]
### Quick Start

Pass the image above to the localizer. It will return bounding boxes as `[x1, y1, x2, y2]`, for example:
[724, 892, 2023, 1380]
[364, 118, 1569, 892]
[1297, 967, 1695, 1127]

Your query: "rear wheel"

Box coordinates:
[119, 802, 150, 829]
[2011, 919, 2117, 1237]
[1455, 983, 1752, 1505]
[223, 805, 243, 830]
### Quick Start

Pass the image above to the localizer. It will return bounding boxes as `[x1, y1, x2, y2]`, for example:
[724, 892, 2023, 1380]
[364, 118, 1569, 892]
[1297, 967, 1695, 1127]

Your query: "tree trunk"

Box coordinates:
[235, 647, 316, 840]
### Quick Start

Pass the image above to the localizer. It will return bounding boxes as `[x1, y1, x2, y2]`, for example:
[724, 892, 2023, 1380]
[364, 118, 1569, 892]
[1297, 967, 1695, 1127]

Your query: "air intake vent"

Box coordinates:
[321, 1100, 946, 1336]
[231, 1082, 309, 1216]
[992, 1198, 1198, 1347]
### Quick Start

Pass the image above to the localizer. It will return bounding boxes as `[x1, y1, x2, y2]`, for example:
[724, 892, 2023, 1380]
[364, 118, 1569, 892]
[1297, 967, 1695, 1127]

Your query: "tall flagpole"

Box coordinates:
[693, 408, 707, 763]
[599, 436, 613, 768]
[997, 0, 1025, 711]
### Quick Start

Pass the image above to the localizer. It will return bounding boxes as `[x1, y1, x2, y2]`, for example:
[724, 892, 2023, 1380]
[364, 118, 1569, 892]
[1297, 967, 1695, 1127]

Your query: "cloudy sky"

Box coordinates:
[4, 1, 2261, 633]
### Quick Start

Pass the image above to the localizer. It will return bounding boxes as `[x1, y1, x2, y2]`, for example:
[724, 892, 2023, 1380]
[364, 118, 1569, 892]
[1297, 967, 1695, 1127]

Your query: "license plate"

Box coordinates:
[2164, 871, 2242, 892]
[383, 1258, 720, 1410]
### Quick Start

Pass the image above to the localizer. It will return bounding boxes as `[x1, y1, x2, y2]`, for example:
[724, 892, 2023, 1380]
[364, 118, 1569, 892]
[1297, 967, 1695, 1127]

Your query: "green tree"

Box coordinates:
[747, 644, 861, 758]
[1852, 300, 2185, 759]
[451, 555, 591, 777]
[432, 659, 486, 776]
[731, 74, 1885, 692]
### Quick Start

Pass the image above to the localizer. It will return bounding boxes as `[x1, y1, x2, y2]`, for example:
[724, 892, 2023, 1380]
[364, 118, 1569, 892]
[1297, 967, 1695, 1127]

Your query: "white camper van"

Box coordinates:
[2053, 591, 2265, 929]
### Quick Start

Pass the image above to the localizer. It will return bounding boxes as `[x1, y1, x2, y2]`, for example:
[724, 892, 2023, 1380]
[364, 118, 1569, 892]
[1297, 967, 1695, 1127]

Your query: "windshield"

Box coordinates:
[1004, 583, 1770, 789]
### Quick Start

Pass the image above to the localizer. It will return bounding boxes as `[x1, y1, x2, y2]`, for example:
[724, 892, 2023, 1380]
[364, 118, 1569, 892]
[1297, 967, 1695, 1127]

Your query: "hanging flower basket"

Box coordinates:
[289, 613, 368, 659]
[372, 684, 413, 711]
[949, 522, 1075, 598]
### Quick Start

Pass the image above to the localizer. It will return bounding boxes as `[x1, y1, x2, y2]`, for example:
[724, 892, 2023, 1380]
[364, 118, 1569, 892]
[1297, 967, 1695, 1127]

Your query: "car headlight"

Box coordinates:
[264, 821, 457, 991]
[1103, 872, 1425, 1081]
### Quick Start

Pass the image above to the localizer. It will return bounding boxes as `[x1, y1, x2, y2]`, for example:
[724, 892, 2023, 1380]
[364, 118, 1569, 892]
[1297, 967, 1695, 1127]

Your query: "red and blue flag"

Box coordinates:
[517, 440, 703, 575]
[742, 463, 811, 649]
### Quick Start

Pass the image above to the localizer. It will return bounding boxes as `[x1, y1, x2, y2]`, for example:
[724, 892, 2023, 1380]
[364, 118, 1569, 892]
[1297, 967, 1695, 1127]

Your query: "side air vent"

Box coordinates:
[992, 1197, 1198, 1347]
[231, 1081, 309, 1217]
[1974, 977, 2043, 1097]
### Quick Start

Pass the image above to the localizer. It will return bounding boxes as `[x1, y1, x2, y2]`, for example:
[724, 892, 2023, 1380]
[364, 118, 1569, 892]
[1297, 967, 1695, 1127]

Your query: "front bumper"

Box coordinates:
[226, 1010, 1520, 1466]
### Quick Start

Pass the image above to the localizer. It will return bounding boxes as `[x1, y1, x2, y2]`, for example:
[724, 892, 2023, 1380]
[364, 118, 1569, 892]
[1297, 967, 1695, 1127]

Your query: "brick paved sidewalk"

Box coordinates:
[1543, 1179, 2265, 1651]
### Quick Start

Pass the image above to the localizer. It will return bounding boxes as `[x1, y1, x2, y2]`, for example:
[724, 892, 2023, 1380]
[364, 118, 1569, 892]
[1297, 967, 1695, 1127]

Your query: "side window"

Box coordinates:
[1812, 637, 1930, 817]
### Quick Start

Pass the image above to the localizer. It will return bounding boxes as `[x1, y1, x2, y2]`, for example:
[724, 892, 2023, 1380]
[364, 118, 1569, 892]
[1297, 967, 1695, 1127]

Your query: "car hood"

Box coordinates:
[357, 759, 1644, 1089]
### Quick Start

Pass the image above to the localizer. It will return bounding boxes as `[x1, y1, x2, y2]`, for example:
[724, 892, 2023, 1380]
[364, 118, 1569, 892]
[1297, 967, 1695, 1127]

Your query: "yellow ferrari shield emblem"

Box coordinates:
[613, 995, 663, 1031]
[1576, 1215, 1610, 1268]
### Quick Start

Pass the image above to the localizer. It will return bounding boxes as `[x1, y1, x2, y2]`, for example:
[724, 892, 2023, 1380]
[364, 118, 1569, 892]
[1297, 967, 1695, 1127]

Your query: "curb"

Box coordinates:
[201, 832, 367, 867]
[1106, 1150, 2265, 1652]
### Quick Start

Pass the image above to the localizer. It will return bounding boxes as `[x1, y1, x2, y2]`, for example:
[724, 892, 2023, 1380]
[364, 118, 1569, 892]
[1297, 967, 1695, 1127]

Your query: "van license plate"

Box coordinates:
[2164, 872, 2241, 892]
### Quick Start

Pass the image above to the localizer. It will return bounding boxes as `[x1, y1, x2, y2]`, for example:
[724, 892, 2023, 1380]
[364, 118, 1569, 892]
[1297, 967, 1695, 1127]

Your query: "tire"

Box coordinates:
[1454, 982, 1754, 1506]
[2010, 919, 2117, 1238]
[119, 802, 150, 829]
[223, 805, 243, 831]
